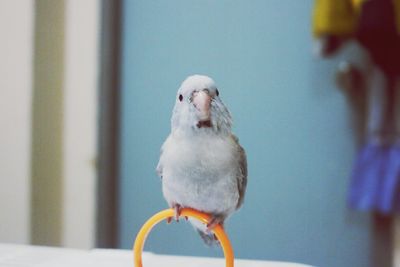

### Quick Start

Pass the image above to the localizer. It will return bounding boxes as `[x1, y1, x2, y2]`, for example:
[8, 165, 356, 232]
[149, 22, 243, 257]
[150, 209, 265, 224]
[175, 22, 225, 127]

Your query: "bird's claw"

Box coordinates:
[166, 204, 188, 224]
[206, 215, 224, 231]
[174, 204, 183, 221]
[166, 203, 183, 223]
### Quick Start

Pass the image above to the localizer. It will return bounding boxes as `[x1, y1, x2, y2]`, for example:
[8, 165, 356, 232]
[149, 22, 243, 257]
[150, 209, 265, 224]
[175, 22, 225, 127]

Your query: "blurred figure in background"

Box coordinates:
[313, 0, 400, 214]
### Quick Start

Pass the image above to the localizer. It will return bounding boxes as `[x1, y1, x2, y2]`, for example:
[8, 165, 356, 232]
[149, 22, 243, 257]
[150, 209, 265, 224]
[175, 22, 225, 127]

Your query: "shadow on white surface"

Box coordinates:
[0, 244, 314, 267]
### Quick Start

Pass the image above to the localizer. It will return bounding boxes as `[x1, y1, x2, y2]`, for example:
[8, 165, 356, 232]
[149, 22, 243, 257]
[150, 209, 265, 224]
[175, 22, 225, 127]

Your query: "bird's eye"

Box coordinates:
[216, 89, 219, 96]
[178, 94, 183, 102]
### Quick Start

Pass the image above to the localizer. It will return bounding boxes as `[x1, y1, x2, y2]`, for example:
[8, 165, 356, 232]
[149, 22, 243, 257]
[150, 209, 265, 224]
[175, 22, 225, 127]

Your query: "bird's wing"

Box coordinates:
[156, 143, 165, 179]
[157, 134, 174, 179]
[156, 157, 163, 178]
[232, 135, 247, 209]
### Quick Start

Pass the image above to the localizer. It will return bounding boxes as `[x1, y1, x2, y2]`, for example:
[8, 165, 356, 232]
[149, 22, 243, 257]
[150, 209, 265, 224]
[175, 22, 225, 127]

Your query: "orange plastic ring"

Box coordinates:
[133, 208, 234, 267]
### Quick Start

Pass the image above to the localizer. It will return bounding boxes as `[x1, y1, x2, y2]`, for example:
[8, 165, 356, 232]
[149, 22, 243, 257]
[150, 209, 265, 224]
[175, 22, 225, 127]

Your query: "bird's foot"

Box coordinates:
[167, 203, 184, 224]
[206, 215, 225, 231]
[173, 204, 183, 221]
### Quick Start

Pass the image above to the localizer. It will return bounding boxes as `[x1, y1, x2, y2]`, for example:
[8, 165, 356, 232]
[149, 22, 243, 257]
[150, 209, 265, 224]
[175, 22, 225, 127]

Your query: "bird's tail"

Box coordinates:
[190, 219, 220, 246]
[196, 228, 220, 246]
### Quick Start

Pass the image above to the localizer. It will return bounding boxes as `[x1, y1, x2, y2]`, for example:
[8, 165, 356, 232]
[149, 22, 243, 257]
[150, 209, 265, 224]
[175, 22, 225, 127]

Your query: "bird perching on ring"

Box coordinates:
[133, 208, 235, 267]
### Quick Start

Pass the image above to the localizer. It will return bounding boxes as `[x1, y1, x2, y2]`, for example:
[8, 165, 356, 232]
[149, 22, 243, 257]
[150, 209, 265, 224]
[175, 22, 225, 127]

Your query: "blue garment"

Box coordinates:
[348, 143, 400, 214]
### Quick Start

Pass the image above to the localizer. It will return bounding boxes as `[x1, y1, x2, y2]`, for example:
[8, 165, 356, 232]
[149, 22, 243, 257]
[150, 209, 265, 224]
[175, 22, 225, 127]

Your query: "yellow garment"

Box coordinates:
[313, 0, 400, 37]
[312, 0, 365, 37]
[351, 0, 365, 13]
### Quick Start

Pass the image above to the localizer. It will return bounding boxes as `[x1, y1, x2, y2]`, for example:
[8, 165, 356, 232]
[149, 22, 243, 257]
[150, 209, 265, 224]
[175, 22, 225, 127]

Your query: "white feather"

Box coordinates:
[160, 131, 240, 215]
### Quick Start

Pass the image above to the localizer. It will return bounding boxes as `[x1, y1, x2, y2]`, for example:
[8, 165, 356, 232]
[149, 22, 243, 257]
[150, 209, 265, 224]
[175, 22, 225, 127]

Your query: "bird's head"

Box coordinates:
[171, 75, 232, 135]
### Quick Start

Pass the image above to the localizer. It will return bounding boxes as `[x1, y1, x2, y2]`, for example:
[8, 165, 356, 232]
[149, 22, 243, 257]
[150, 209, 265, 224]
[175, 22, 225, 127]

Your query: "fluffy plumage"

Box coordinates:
[157, 75, 247, 245]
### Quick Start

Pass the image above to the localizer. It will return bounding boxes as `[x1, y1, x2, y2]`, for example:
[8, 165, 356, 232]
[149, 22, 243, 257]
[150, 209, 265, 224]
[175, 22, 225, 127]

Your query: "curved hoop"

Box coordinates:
[133, 208, 234, 267]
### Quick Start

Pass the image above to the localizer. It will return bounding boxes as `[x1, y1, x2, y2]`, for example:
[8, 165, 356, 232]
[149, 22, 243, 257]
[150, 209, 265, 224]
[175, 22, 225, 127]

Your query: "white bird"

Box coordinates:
[157, 75, 247, 245]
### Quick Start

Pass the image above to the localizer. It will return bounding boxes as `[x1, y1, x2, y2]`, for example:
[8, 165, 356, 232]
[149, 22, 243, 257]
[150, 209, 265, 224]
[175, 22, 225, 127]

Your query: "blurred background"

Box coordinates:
[1, 1, 399, 267]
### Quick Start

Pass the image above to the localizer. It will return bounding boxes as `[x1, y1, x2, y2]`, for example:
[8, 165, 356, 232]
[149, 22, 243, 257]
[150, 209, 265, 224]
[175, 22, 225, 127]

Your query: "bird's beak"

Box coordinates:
[192, 89, 211, 122]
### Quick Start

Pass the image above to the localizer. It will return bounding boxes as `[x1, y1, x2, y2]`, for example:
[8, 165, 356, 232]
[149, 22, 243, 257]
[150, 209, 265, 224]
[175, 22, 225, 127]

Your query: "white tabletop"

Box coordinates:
[0, 243, 313, 267]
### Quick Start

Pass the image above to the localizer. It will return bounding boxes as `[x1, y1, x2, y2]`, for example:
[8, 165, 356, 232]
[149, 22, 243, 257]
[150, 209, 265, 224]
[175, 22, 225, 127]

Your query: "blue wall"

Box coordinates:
[119, 1, 376, 266]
